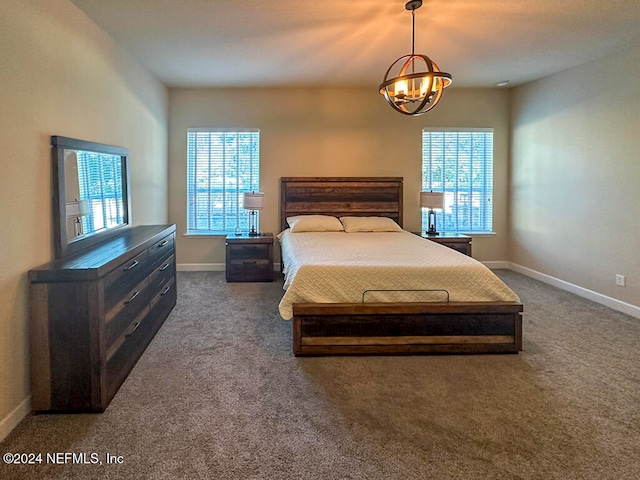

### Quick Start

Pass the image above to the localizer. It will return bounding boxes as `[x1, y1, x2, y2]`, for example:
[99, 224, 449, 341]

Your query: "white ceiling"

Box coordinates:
[70, 0, 640, 89]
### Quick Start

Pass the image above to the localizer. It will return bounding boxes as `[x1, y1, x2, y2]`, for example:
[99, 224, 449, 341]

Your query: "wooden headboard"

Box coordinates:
[280, 177, 403, 232]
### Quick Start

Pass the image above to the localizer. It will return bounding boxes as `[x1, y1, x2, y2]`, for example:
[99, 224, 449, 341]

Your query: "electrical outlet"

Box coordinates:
[615, 274, 626, 287]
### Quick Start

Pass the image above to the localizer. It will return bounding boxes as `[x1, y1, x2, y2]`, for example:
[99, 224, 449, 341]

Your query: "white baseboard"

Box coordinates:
[482, 261, 511, 270]
[177, 263, 225, 272]
[508, 262, 640, 320]
[177, 263, 281, 272]
[0, 395, 30, 442]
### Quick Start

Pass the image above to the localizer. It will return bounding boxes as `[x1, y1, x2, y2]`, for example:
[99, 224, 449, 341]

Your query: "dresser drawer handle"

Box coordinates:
[123, 260, 139, 271]
[242, 260, 257, 265]
[159, 262, 171, 271]
[124, 291, 140, 304]
[160, 285, 172, 296]
[125, 321, 141, 337]
[158, 240, 169, 247]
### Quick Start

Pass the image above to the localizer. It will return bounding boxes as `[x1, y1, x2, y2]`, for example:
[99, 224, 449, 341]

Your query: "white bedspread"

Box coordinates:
[277, 230, 520, 320]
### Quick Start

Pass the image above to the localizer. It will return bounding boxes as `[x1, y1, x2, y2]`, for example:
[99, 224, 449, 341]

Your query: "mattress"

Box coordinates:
[277, 230, 520, 320]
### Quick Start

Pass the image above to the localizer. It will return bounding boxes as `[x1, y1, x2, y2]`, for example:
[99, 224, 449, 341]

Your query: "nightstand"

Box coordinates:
[225, 233, 274, 282]
[414, 232, 472, 257]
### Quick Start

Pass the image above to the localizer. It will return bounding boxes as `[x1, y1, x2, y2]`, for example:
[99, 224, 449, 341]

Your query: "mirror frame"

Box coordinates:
[52, 136, 132, 258]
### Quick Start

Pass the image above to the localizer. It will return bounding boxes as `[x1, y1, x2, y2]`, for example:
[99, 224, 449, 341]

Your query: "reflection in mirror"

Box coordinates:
[52, 136, 131, 258]
[63, 149, 125, 240]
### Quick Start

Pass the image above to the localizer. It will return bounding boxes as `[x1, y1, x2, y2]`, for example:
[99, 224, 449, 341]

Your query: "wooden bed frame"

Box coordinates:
[280, 177, 523, 356]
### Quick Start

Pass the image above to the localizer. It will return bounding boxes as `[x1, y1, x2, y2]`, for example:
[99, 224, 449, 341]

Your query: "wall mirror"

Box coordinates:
[52, 136, 131, 258]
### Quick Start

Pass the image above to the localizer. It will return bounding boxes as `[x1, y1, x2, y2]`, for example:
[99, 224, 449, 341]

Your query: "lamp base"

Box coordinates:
[426, 209, 438, 236]
[425, 230, 439, 236]
[248, 209, 260, 236]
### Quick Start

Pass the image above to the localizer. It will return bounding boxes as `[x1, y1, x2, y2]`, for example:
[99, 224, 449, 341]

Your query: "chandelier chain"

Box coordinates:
[411, 6, 417, 75]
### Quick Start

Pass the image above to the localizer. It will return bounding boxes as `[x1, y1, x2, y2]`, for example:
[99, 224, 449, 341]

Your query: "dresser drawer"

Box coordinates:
[149, 233, 174, 264]
[105, 278, 149, 349]
[104, 250, 150, 312]
[228, 243, 270, 260]
[150, 276, 176, 311]
[105, 305, 160, 402]
[149, 254, 175, 298]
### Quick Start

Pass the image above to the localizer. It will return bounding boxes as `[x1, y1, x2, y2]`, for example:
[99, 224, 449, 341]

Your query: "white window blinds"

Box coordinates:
[187, 129, 260, 234]
[422, 129, 494, 233]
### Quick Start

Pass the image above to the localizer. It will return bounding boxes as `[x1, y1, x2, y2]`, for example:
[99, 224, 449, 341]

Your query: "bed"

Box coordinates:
[279, 177, 523, 356]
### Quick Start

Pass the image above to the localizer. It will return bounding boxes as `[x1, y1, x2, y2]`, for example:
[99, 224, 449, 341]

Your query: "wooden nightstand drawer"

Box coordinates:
[413, 232, 473, 257]
[439, 241, 472, 256]
[228, 243, 270, 260]
[226, 233, 274, 282]
[227, 259, 271, 281]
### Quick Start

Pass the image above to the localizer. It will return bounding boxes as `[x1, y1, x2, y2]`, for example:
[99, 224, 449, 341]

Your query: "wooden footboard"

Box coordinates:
[292, 302, 523, 356]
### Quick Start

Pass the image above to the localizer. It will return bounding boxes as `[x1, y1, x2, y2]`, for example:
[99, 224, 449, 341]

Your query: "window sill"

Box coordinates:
[454, 232, 496, 237]
[183, 232, 230, 238]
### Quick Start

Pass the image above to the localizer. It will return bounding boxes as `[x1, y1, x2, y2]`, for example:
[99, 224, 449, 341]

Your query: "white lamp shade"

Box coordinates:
[243, 192, 264, 210]
[420, 191, 443, 209]
[66, 199, 91, 217]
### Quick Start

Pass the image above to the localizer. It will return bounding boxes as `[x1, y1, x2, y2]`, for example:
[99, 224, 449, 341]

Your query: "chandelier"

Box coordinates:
[379, 0, 452, 116]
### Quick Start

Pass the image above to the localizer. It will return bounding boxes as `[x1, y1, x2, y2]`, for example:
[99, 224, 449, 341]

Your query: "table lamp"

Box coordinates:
[243, 191, 264, 236]
[66, 198, 91, 237]
[420, 191, 443, 235]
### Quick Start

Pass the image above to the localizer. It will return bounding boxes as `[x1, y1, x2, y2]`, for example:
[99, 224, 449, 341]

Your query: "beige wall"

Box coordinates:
[169, 87, 511, 266]
[510, 41, 640, 308]
[0, 0, 168, 438]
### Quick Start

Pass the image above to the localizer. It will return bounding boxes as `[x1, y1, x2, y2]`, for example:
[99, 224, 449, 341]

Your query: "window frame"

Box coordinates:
[186, 128, 260, 236]
[421, 128, 494, 234]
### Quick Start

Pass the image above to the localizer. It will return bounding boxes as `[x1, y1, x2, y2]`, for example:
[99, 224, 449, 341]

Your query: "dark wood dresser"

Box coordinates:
[28, 225, 177, 413]
[225, 233, 274, 282]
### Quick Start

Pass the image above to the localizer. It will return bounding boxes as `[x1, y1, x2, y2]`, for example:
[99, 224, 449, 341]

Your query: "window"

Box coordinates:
[422, 129, 493, 233]
[187, 129, 260, 234]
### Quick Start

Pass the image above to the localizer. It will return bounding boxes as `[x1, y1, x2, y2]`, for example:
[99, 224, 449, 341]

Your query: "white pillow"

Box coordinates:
[340, 216, 403, 233]
[287, 215, 344, 233]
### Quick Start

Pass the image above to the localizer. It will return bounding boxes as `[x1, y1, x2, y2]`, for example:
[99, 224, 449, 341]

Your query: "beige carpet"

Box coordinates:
[1, 270, 639, 479]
